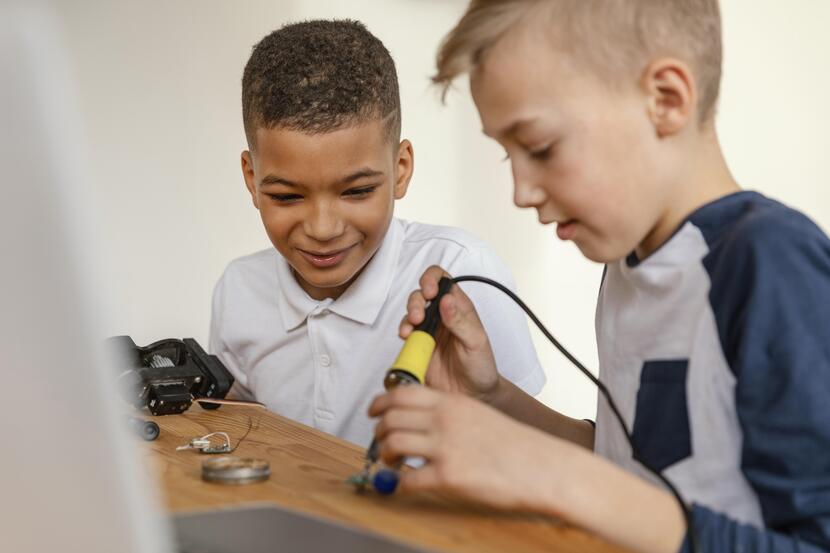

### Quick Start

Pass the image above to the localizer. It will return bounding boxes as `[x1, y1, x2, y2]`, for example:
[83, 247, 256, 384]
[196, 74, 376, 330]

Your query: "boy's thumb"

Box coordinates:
[438, 292, 488, 351]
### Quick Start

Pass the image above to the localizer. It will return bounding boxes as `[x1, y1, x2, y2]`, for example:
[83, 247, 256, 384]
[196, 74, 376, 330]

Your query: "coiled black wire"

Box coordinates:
[453, 275, 700, 553]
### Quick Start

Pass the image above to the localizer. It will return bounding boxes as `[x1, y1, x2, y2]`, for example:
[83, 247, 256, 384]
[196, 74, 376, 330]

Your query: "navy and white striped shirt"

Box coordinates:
[595, 191, 830, 552]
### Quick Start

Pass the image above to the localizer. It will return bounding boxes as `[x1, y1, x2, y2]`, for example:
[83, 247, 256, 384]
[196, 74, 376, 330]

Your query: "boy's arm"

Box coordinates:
[403, 264, 593, 449]
[453, 246, 595, 447]
[489, 376, 595, 449]
[678, 505, 829, 553]
[371, 385, 830, 553]
[704, 212, 830, 549]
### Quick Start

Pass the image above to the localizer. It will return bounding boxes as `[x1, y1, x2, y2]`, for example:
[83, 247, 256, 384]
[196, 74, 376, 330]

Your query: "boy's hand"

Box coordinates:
[369, 386, 561, 511]
[401, 266, 503, 404]
[369, 386, 688, 553]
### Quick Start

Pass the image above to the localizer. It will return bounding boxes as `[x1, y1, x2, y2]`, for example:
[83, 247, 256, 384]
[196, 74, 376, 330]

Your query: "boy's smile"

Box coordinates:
[241, 119, 412, 300]
[297, 244, 357, 269]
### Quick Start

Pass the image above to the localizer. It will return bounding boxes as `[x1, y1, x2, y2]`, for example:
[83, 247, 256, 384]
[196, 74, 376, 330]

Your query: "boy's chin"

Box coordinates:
[293, 265, 362, 294]
[575, 240, 629, 265]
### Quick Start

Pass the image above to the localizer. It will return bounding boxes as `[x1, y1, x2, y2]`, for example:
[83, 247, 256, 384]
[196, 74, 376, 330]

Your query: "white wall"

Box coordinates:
[55, 0, 830, 420]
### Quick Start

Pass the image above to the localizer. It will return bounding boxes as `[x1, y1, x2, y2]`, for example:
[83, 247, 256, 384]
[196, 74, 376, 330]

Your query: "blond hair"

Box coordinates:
[434, 0, 723, 122]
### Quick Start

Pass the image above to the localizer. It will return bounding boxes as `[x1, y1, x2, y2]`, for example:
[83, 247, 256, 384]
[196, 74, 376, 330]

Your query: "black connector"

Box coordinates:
[414, 276, 454, 336]
[147, 383, 192, 415]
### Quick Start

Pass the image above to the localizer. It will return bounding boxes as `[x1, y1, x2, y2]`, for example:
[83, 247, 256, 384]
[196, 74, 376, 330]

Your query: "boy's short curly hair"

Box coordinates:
[434, 0, 722, 124]
[242, 20, 401, 148]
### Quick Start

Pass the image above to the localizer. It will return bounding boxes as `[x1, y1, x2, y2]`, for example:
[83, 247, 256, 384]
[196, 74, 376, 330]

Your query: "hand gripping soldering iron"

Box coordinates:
[347, 274, 700, 553]
[349, 276, 454, 494]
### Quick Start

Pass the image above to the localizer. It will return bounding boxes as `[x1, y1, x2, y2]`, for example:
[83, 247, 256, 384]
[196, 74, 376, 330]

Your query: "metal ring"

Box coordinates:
[201, 456, 270, 485]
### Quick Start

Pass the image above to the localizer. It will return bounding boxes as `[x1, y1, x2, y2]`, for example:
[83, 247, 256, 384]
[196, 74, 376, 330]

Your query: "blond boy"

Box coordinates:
[370, 2, 830, 552]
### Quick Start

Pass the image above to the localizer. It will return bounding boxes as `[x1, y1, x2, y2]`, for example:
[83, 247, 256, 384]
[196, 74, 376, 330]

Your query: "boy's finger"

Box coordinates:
[419, 265, 452, 299]
[405, 289, 427, 325]
[368, 386, 442, 417]
[437, 290, 490, 352]
[374, 408, 434, 441]
[378, 431, 436, 465]
[399, 318, 414, 339]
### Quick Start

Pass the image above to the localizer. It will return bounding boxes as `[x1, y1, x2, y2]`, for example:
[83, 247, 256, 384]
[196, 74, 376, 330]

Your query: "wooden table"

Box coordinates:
[142, 404, 625, 553]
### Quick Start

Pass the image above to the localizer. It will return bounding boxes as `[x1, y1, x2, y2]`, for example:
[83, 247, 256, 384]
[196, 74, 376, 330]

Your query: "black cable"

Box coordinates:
[452, 275, 700, 553]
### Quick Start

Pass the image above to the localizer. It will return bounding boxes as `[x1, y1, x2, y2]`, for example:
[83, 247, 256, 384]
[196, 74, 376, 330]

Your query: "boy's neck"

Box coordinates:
[635, 126, 740, 260]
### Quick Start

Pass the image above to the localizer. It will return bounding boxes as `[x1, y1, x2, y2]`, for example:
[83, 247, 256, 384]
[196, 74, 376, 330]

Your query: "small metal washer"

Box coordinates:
[201, 456, 270, 485]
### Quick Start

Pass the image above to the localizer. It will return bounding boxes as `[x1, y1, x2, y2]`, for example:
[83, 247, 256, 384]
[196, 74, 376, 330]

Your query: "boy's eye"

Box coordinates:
[342, 185, 378, 198]
[529, 144, 553, 162]
[267, 193, 303, 203]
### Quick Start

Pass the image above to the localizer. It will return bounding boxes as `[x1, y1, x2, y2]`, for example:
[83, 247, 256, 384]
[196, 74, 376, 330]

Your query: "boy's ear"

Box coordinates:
[393, 139, 414, 200]
[241, 150, 260, 209]
[641, 57, 696, 137]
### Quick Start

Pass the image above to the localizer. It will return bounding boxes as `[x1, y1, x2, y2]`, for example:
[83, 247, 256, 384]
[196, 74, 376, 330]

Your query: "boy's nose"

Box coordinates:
[512, 177, 548, 209]
[304, 202, 346, 242]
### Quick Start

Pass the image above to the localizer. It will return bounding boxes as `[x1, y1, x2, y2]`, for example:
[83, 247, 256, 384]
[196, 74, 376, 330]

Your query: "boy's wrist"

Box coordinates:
[481, 374, 512, 410]
[513, 431, 576, 516]
[527, 440, 688, 553]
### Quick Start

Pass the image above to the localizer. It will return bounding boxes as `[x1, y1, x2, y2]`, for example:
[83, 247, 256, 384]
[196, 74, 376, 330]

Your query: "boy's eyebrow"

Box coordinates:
[258, 168, 384, 188]
[486, 118, 535, 140]
[339, 168, 384, 184]
[260, 174, 299, 188]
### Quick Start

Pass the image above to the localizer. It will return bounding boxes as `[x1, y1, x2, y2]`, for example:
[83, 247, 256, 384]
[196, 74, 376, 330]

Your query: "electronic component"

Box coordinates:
[107, 336, 235, 416]
[175, 416, 256, 456]
[177, 432, 232, 454]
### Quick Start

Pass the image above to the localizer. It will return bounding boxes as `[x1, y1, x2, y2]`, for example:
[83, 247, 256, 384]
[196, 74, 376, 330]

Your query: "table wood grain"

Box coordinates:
[141, 404, 626, 553]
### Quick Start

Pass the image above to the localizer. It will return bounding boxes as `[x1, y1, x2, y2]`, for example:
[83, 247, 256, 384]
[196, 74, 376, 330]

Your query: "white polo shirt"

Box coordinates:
[210, 218, 545, 445]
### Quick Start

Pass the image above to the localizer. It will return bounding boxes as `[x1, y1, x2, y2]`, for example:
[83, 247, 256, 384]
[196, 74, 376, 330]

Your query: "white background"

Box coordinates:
[53, 0, 830, 420]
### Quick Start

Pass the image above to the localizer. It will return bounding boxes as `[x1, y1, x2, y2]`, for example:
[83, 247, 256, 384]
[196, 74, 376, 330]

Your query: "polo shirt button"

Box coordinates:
[319, 354, 331, 366]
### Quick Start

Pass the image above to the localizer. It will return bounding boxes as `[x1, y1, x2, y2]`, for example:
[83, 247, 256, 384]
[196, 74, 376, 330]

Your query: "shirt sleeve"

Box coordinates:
[448, 244, 546, 395]
[209, 270, 255, 401]
[699, 207, 830, 550]
[678, 504, 829, 553]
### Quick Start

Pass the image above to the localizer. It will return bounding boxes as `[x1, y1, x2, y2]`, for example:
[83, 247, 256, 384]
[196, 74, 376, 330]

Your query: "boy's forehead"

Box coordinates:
[253, 119, 390, 157]
[471, 32, 563, 138]
[250, 120, 394, 182]
[471, 25, 606, 139]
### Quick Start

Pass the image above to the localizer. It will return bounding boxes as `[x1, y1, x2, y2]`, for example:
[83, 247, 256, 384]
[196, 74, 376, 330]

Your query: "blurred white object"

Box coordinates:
[0, 2, 170, 552]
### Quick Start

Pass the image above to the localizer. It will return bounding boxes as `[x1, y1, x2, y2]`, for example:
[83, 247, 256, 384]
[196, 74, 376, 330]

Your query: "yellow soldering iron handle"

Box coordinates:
[385, 277, 454, 387]
[387, 330, 436, 386]
[362, 277, 451, 476]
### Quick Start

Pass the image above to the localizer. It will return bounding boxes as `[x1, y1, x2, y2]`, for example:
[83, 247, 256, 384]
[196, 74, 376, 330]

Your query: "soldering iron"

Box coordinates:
[350, 274, 700, 553]
[348, 277, 454, 494]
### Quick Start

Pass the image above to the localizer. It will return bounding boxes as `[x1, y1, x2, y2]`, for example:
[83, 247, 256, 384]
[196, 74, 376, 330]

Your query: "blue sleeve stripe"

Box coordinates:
[677, 504, 829, 553]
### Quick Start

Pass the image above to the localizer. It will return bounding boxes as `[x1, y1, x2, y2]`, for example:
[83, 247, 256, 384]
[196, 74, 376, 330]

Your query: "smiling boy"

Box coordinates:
[370, 1, 830, 552]
[209, 20, 545, 446]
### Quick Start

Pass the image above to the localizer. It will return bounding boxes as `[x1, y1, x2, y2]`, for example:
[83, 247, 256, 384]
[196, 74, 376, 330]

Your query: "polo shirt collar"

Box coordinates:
[274, 254, 323, 331]
[274, 218, 404, 331]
